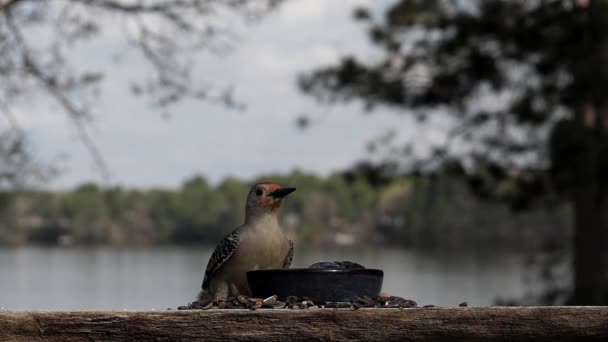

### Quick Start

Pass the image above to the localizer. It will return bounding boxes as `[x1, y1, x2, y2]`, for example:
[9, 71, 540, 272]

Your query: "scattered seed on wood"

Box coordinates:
[399, 300, 418, 308]
[271, 301, 286, 309]
[324, 302, 352, 309]
[378, 293, 391, 300]
[263, 295, 277, 306]
[179, 294, 440, 311]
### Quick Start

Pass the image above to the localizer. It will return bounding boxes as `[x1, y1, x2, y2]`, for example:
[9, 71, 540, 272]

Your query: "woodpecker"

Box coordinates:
[197, 182, 296, 300]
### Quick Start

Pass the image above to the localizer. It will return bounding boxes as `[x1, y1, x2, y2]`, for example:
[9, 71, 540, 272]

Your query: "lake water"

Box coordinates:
[0, 246, 527, 310]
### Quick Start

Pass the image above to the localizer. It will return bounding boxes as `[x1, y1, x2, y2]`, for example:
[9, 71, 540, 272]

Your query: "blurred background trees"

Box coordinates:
[0, 170, 570, 251]
[300, 0, 608, 304]
[0, 0, 283, 186]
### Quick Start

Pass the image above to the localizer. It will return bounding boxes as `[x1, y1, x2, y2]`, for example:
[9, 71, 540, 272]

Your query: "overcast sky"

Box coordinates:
[13, 0, 418, 189]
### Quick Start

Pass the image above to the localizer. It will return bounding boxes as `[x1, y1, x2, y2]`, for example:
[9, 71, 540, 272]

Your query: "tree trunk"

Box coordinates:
[570, 186, 608, 305]
[550, 113, 608, 305]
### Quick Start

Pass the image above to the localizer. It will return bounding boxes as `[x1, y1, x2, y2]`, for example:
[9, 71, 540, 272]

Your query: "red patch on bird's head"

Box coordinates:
[249, 182, 284, 213]
[255, 182, 281, 192]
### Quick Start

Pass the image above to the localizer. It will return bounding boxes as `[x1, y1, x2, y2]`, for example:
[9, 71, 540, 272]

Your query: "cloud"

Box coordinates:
[223, 0, 385, 120]
[17, 0, 406, 189]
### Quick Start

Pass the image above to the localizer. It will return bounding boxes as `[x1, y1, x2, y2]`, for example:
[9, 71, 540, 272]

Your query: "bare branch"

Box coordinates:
[0, 0, 22, 13]
[0, 98, 23, 134]
[4, 10, 111, 182]
[0, 0, 282, 185]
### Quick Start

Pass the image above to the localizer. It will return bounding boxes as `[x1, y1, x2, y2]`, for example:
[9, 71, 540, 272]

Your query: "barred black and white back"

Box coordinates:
[283, 240, 294, 268]
[199, 228, 240, 298]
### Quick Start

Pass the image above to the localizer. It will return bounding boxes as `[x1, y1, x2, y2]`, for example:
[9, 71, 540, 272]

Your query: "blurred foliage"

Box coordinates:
[0, 170, 571, 252]
[300, 0, 608, 304]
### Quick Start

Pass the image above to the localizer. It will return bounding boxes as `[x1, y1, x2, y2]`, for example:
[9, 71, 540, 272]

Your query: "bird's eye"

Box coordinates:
[255, 189, 263, 196]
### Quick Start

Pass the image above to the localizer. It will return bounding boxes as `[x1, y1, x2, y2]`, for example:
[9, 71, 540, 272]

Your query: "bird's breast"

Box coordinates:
[235, 224, 288, 270]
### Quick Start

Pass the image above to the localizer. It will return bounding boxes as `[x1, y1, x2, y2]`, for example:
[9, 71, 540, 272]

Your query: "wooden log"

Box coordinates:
[1, 307, 608, 341]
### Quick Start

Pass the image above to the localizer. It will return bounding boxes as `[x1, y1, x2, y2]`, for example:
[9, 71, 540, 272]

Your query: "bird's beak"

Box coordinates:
[268, 187, 296, 199]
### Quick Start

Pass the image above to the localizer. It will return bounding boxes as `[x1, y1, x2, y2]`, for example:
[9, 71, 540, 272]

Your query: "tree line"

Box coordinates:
[0, 170, 571, 251]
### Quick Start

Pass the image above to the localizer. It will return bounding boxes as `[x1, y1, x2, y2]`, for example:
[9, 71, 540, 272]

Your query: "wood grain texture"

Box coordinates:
[1, 307, 608, 341]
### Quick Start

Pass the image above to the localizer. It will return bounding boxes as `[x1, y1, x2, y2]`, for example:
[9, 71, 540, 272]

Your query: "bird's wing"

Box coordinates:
[201, 228, 240, 291]
[283, 239, 294, 268]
